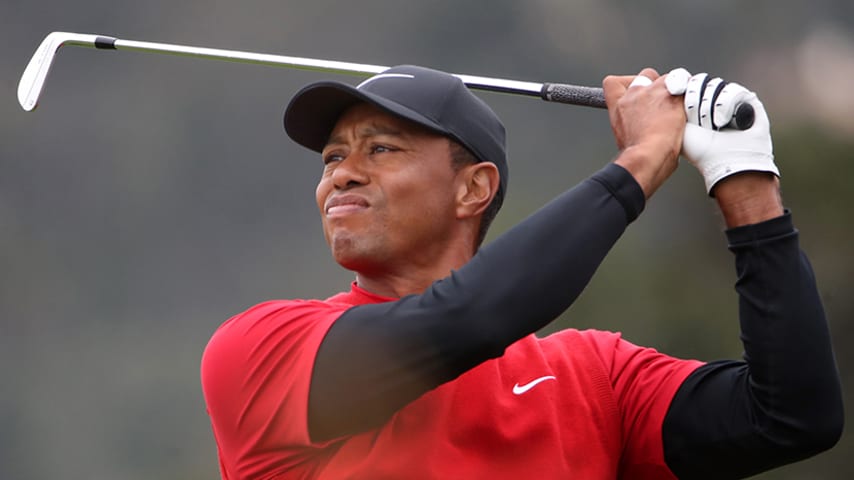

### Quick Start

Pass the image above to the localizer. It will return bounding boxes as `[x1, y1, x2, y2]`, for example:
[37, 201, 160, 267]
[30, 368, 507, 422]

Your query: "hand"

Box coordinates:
[666, 69, 780, 196]
[603, 68, 686, 199]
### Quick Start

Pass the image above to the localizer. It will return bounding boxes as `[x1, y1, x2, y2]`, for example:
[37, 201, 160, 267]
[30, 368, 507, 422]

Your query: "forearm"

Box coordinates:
[713, 171, 783, 227]
[663, 212, 844, 479]
[309, 163, 645, 441]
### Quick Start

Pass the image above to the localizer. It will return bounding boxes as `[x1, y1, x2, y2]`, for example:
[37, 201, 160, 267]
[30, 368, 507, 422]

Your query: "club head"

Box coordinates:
[18, 32, 100, 111]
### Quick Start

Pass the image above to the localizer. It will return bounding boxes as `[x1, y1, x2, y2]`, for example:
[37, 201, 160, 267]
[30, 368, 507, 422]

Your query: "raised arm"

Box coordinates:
[662, 75, 843, 478]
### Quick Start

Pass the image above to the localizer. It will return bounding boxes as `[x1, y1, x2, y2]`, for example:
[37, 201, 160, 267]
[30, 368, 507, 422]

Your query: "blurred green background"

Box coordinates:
[1, 1, 851, 478]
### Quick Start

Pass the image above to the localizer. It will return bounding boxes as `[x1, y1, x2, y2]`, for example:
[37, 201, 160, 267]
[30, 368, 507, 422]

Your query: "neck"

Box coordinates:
[354, 246, 474, 298]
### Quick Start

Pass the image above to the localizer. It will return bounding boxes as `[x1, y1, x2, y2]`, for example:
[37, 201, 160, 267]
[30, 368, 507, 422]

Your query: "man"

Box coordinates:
[201, 65, 843, 479]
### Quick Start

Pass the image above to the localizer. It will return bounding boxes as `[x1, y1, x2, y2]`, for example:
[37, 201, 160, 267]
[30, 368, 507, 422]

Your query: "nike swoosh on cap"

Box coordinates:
[357, 73, 415, 89]
[512, 375, 557, 395]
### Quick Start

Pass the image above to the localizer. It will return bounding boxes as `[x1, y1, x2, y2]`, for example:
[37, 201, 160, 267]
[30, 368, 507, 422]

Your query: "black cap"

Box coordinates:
[283, 65, 508, 197]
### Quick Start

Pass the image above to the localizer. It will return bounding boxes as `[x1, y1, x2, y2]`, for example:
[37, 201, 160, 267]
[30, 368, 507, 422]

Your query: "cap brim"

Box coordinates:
[284, 81, 450, 154]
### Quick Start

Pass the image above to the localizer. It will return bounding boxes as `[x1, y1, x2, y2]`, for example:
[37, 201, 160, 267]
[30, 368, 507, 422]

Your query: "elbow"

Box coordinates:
[776, 388, 845, 458]
[801, 395, 844, 455]
[805, 374, 845, 454]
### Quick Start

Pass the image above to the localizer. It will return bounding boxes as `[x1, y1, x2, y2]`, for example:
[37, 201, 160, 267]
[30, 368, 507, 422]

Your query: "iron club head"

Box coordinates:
[18, 32, 102, 111]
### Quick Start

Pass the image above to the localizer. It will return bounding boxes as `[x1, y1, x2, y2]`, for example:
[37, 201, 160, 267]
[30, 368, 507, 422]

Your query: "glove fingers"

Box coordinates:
[699, 77, 726, 129]
[665, 67, 691, 95]
[684, 73, 708, 125]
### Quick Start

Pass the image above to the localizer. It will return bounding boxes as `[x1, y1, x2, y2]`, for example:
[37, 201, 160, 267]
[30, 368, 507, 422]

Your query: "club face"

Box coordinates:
[18, 32, 99, 111]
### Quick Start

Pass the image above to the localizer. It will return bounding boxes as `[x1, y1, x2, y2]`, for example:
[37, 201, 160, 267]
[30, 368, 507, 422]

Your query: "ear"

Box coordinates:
[455, 162, 500, 220]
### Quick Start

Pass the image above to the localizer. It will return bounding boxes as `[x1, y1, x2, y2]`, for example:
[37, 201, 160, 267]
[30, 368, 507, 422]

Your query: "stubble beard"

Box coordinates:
[328, 228, 389, 274]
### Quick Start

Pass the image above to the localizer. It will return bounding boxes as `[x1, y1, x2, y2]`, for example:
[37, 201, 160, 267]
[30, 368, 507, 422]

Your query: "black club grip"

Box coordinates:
[539, 82, 755, 130]
[541, 83, 606, 108]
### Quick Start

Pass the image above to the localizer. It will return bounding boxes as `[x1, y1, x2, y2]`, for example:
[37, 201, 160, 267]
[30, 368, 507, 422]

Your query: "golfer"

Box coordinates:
[201, 65, 843, 479]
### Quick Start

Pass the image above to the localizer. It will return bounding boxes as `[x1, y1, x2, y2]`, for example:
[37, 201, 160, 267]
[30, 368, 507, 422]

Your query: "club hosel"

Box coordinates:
[94, 36, 118, 50]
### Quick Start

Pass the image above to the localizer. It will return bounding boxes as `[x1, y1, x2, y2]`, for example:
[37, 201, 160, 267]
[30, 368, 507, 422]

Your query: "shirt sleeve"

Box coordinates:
[661, 212, 844, 479]
[580, 329, 703, 480]
[200, 300, 347, 478]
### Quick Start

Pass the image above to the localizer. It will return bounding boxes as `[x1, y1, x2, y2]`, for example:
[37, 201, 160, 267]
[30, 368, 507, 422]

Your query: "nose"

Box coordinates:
[330, 152, 369, 190]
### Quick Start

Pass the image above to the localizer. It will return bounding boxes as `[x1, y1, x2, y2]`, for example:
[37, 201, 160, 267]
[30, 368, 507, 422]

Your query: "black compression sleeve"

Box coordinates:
[663, 212, 844, 479]
[308, 163, 645, 442]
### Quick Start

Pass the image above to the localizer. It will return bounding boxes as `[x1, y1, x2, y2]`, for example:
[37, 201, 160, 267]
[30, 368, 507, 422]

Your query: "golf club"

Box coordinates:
[17, 32, 753, 129]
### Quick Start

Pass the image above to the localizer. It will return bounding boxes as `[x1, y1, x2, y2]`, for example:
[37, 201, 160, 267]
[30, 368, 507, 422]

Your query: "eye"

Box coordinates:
[322, 152, 344, 165]
[369, 144, 396, 155]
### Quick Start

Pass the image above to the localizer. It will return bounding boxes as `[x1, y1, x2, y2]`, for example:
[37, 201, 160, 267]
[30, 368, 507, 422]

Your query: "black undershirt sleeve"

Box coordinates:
[309, 163, 645, 442]
[662, 212, 844, 479]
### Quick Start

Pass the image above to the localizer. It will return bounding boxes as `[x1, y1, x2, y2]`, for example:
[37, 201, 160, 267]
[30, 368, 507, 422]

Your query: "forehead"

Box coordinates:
[326, 103, 442, 144]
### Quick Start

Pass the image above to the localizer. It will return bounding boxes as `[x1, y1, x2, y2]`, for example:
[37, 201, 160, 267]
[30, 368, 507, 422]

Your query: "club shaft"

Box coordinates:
[116, 39, 389, 77]
[110, 38, 552, 98]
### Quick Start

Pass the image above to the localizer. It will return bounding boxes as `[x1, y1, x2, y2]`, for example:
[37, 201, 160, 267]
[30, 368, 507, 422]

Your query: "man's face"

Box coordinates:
[316, 103, 462, 273]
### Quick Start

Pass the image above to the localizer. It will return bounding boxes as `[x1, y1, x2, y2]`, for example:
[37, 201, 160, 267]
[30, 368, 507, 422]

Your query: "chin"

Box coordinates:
[330, 235, 385, 273]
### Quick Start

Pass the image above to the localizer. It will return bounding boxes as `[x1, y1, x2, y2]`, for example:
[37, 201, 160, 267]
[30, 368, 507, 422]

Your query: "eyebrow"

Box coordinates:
[324, 123, 406, 149]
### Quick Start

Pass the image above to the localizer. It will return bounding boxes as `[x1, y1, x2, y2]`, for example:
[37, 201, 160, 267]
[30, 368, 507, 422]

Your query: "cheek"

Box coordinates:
[387, 183, 456, 233]
[316, 176, 340, 218]
[315, 180, 333, 240]
[315, 179, 328, 212]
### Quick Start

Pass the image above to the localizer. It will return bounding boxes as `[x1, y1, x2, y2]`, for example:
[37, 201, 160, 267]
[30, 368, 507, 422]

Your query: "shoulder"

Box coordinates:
[201, 299, 349, 380]
[208, 298, 347, 347]
[201, 298, 350, 411]
[539, 328, 624, 367]
[229, 298, 349, 328]
[541, 328, 702, 384]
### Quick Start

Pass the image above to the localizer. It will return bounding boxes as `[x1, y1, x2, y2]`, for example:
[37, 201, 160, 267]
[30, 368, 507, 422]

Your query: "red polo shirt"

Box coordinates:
[201, 283, 702, 479]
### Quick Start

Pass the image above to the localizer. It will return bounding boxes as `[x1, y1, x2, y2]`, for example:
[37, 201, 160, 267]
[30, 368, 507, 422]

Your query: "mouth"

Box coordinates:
[325, 194, 370, 217]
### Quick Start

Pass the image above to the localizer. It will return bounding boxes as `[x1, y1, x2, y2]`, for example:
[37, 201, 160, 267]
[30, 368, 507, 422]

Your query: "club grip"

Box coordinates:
[540, 82, 755, 130]
[541, 83, 606, 109]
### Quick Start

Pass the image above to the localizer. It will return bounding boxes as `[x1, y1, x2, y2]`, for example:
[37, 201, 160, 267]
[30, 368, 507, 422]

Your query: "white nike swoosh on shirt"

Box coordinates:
[512, 375, 557, 395]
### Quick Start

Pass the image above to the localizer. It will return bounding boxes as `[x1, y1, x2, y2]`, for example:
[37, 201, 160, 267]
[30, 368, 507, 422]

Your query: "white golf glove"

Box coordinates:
[666, 68, 779, 195]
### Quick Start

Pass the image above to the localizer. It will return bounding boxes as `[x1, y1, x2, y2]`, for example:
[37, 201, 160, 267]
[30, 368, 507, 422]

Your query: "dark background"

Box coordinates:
[2, 1, 852, 478]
